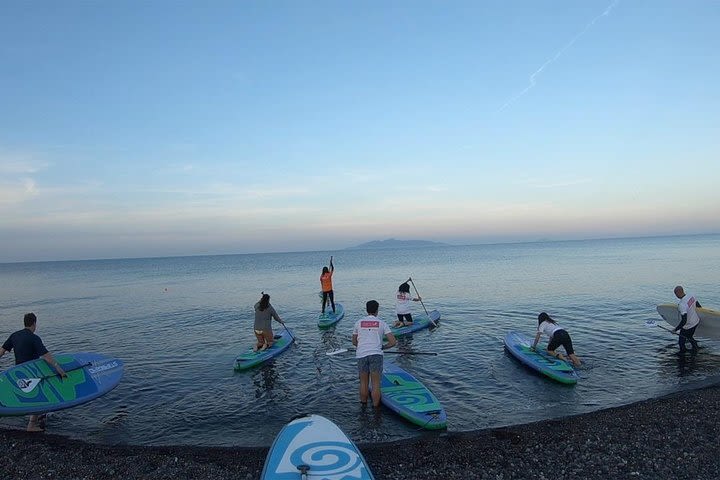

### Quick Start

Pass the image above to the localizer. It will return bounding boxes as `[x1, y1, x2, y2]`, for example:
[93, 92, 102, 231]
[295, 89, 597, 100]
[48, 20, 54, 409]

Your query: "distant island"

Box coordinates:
[346, 238, 449, 250]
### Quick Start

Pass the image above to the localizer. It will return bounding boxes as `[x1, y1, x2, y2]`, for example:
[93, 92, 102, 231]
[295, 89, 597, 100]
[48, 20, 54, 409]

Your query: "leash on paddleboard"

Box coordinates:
[407, 277, 437, 327]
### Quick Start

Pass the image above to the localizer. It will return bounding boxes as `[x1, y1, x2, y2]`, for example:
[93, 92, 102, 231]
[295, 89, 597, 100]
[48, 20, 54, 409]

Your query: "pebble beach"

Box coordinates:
[2, 382, 719, 480]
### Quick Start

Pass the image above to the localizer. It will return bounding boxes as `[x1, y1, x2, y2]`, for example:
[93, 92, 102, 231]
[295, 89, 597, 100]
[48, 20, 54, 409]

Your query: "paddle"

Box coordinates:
[16, 362, 91, 393]
[326, 348, 437, 356]
[645, 319, 682, 336]
[407, 277, 437, 327]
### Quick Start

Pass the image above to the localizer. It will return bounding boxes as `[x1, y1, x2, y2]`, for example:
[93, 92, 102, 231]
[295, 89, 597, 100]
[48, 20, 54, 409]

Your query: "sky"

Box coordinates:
[1, 0, 718, 262]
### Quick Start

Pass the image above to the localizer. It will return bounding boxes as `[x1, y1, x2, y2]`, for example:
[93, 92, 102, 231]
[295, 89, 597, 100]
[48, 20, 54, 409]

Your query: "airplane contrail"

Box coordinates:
[498, 0, 619, 112]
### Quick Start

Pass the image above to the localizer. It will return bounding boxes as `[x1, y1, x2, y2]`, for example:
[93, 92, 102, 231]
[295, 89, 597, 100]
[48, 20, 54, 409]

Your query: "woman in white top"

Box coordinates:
[531, 312, 581, 367]
[394, 282, 421, 327]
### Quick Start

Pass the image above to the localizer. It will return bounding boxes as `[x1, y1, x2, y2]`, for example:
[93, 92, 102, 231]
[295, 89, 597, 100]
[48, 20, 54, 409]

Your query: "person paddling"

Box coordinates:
[320, 256, 336, 316]
[673, 285, 702, 353]
[531, 312, 581, 367]
[394, 281, 421, 327]
[253, 293, 285, 352]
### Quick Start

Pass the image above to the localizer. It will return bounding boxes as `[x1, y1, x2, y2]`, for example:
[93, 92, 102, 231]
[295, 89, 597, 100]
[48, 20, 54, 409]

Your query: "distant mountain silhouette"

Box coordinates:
[346, 238, 449, 250]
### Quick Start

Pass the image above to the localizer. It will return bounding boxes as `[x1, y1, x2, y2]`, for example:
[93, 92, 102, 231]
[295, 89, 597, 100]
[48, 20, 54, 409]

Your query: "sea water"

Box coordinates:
[0, 234, 718, 446]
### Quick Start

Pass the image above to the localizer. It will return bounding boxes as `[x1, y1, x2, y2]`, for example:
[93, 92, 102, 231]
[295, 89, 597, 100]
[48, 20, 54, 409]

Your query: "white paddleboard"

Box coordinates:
[657, 303, 720, 339]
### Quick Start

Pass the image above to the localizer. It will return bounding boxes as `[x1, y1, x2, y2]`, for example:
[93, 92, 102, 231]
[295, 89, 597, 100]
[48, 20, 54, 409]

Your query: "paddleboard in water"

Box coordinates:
[0, 352, 124, 416]
[657, 304, 720, 339]
[234, 328, 295, 371]
[388, 310, 440, 338]
[376, 362, 447, 430]
[318, 303, 345, 329]
[504, 331, 578, 385]
[262, 413, 374, 480]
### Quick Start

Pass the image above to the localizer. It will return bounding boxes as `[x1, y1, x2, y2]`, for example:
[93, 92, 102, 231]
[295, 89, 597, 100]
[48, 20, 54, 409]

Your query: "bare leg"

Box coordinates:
[569, 354, 581, 367]
[370, 371, 382, 408]
[359, 372, 369, 404]
[27, 415, 43, 432]
[263, 329, 274, 349]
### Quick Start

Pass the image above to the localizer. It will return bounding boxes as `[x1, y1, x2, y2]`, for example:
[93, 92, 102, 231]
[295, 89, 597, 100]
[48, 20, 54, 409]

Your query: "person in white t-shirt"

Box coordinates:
[394, 282, 421, 327]
[531, 312, 581, 367]
[673, 285, 702, 353]
[352, 300, 397, 408]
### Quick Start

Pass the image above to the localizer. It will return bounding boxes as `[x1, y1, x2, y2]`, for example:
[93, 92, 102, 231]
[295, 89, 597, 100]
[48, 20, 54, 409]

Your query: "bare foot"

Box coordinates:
[27, 424, 44, 432]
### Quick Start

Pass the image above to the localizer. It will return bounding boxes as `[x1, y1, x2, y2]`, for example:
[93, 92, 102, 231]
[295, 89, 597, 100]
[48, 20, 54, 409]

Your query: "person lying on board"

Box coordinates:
[0, 312, 67, 432]
[530, 312, 581, 367]
[353, 300, 397, 408]
[253, 293, 285, 352]
[394, 282, 421, 327]
[673, 285, 702, 354]
[320, 256, 336, 316]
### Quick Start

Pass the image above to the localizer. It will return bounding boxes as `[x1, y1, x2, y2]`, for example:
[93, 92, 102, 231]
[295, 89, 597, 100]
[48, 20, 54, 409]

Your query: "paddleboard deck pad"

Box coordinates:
[234, 328, 295, 371]
[376, 362, 447, 430]
[657, 304, 720, 339]
[504, 331, 578, 385]
[0, 352, 124, 416]
[388, 309, 440, 337]
[318, 303, 345, 329]
[262, 413, 374, 480]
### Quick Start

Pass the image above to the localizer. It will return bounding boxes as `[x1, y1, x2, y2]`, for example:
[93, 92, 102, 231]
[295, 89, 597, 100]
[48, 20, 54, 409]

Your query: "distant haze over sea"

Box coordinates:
[345, 239, 449, 250]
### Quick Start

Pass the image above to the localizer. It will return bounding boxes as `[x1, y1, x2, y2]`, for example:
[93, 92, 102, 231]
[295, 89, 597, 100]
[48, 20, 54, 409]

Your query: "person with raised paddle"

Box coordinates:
[319, 256, 336, 317]
[253, 292, 285, 352]
[673, 285, 702, 354]
[394, 281, 422, 327]
[352, 300, 396, 408]
[530, 312, 581, 367]
[0, 312, 67, 432]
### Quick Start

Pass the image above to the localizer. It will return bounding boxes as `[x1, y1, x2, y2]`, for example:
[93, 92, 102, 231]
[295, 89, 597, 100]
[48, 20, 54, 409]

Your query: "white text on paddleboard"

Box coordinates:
[89, 361, 119, 374]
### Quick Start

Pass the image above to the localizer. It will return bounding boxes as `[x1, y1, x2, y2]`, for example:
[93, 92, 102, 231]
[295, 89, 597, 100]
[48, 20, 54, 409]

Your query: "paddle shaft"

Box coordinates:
[407, 277, 434, 324]
[40, 361, 91, 381]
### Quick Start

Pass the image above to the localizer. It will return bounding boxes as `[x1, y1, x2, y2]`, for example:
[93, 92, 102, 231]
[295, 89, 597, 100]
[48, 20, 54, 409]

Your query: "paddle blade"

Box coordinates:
[326, 348, 348, 356]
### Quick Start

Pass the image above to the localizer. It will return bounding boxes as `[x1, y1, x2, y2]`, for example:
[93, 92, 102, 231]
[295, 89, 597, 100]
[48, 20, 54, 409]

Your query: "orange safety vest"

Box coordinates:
[320, 271, 333, 292]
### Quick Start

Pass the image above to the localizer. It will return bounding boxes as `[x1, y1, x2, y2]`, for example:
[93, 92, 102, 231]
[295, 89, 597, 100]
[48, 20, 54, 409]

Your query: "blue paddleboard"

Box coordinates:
[504, 331, 578, 385]
[0, 352, 124, 416]
[388, 309, 440, 338]
[262, 414, 374, 480]
[376, 362, 446, 430]
[234, 328, 295, 371]
[318, 303, 345, 329]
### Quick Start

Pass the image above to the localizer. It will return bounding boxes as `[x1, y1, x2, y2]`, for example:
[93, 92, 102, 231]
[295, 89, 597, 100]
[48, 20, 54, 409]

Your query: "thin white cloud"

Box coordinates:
[516, 177, 593, 188]
[498, 0, 619, 112]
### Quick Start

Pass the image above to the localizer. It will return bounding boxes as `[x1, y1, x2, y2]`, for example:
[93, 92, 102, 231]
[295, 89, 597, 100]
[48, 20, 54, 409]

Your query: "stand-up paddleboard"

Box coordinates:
[657, 304, 720, 339]
[0, 352, 124, 416]
[388, 310, 440, 338]
[504, 331, 578, 385]
[234, 328, 295, 371]
[262, 414, 374, 479]
[318, 303, 345, 329]
[375, 362, 447, 430]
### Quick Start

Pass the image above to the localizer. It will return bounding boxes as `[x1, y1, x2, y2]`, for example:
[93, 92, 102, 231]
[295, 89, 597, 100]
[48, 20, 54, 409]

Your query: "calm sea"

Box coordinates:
[1, 234, 719, 447]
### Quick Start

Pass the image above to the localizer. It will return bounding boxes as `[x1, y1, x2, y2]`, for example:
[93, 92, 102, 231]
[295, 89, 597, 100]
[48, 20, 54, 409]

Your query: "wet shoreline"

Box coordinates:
[2, 383, 720, 479]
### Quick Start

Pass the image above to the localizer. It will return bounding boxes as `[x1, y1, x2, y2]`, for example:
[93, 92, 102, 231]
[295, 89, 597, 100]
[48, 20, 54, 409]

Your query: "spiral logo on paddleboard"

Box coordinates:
[289, 441, 364, 477]
[385, 388, 433, 408]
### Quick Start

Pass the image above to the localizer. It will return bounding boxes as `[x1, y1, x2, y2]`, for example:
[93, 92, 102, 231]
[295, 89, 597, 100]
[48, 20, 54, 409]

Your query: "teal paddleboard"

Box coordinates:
[387, 309, 440, 338]
[318, 303, 345, 328]
[376, 362, 446, 430]
[234, 329, 295, 371]
[504, 331, 578, 385]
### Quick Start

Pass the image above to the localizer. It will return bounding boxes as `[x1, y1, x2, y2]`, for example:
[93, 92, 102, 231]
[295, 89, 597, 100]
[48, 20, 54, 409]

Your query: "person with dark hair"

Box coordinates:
[352, 300, 397, 408]
[673, 285, 702, 353]
[253, 293, 284, 352]
[0, 313, 67, 432]
[394, 281, 421, 327]
[320, 256, 336, 316]
[530, 312, 581, 367]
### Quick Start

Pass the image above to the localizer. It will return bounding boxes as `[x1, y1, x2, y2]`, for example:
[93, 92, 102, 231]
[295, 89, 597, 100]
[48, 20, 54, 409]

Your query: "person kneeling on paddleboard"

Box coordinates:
[253, 293, 285, 352]
[352, 300, 397, 408]
[394, 282, 421, 327]
[531, 312, 581, 367]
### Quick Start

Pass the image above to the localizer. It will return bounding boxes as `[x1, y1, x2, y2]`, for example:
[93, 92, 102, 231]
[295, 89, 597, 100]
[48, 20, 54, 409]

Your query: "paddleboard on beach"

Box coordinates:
[318, 303, 345, 329]
[234, 328, 295, 371]
[657, 304, 720, 339]
[261, 413, 375, 480]
[0, 352, 124, 416]
[388, 310, 440, 337]
[376, 362, 447, 430]
[504, 331, 578, 385]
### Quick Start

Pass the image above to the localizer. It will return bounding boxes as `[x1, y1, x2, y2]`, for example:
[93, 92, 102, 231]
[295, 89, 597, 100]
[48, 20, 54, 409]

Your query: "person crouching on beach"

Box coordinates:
[352, 300, 397, 408]
[0, 313, 67, 432]
[531, 312, 581, 367]
[394, 281, 421, 327]
[253, 293, 284, 352]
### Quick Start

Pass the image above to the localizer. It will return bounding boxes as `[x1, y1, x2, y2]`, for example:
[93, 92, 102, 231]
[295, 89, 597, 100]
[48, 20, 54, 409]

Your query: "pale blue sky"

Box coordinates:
[1, 1, 718, 262]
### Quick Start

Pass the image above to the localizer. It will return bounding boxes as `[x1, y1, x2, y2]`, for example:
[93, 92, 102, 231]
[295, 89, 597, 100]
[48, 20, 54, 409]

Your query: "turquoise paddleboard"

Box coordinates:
[318, 303, 345, 329]
[376, 362, 446, 430]
[388, 309, 440, 338]
[234, 328, 295, 371]
[0, 352, 124, 416]
[262, 414, 374, 479]
[504, 331, 578, 385]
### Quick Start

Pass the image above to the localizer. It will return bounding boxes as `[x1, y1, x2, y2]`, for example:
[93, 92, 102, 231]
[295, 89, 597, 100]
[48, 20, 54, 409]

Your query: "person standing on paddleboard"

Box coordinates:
[253, 293, 285, 352]
[352, 300, 397, 408]
[320, 256, 336, 316]
[531, 312, 581, 367]
[673, 285, 702, 353]
[394, 282, 421, 327]
[0, 313, 67, 432]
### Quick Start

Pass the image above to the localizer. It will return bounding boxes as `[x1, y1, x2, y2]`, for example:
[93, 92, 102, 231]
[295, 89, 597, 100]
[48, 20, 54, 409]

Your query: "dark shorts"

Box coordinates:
[357, 354, 383, 374]
[548, 329, 575, 355]
[397, 313, 413, 323]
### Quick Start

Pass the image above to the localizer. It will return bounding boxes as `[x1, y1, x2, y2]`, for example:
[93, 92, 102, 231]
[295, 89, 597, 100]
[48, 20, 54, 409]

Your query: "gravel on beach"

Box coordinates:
[2, 384, 719, 480]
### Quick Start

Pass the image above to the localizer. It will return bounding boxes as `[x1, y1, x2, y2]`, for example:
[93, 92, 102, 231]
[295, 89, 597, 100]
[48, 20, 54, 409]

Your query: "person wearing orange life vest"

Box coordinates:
[320, 256, 336, 316]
